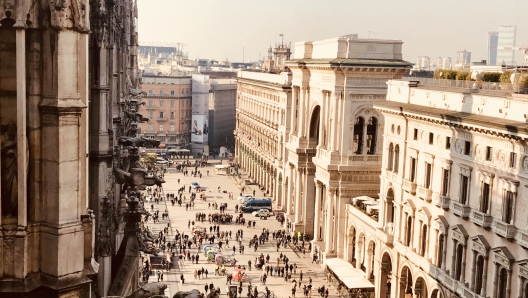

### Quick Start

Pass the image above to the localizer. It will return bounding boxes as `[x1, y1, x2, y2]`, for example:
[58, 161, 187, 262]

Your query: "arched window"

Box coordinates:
[366, 117, 378, 155]
[420, 225, 428, 257]
[394, 145, 400, 173]
[353, 117, 364, 154]
[498, 268, 508, 298]
[455, 244, 464, 281]
[475, 255, 485, 295]
[405, 216, 413, 246]
[388, 143, 394, 171]
[436, 234, 444, 267]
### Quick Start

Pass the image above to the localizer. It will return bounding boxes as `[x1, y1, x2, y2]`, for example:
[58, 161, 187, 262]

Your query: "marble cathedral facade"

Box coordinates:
[0, 0, 141, 297]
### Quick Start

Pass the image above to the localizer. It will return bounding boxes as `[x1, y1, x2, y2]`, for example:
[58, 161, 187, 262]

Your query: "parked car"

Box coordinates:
[252, 209, 271, 218]
[237, 194, 254, 202]
[191, 182, 200, 189]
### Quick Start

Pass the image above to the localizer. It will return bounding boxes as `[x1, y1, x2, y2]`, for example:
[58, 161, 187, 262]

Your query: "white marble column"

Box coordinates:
[286, 165, 293, 215]
[16, 28, 28, 226]
[313, 181, 322, 241]
[331, 93, 339, 152]
[325, 190, 334, 253]
[291, 87, 298, 133]
[294, 168, 303, 223]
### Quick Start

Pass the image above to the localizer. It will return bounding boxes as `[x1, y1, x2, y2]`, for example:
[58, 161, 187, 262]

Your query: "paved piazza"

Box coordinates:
[143, 160, 332, 298]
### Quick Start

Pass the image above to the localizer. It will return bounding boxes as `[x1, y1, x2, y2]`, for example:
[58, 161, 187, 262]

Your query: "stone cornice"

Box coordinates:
[375, 102, 528, 141]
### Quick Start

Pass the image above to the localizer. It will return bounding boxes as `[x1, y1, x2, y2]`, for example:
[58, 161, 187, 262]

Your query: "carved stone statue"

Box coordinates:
[1, 122, 18, 218]
[118, 136, 161, 148]
[126, 282, 167, 298]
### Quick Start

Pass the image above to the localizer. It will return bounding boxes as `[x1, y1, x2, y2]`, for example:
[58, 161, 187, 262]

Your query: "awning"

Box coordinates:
[215, 165, 230, 169]
[325, 258, 374, 289]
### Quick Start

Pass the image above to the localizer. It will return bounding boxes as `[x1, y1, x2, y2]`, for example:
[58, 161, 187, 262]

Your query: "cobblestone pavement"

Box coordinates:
[142, 159, 336, 298]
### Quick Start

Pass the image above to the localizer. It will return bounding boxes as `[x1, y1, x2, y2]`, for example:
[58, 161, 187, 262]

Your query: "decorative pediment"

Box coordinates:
[408, 148, 419, 159]
[440, 158, 453, 168]
[459, 164, 473, 176]
[478, 170, 495, 184]
[517, 260, 528, 279]
[451, 224, 468, 244]
[402, 199, 416, 215]
[416, 207, 431, 224]
[433, 215, 449, 234]
[470, 235, 490, 255]
[421, 153, 435, 164]
[492, 247, 514, 268]
[499, 177, 520, 193]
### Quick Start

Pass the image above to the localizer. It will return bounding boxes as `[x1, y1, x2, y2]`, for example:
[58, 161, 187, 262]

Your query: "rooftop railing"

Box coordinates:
[401, 77, 514, 92]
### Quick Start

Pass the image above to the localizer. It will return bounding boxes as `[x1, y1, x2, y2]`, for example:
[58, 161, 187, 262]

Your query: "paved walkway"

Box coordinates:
[142, 159, 335, 298]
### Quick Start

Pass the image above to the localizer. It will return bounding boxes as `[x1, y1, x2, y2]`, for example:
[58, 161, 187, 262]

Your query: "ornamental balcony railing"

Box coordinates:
[469, 209, 493, 228]
[492, 219, 516, 239]
[516, 229, 528, 249]
[417, 186, 432, 202]
[437, 195, 450, 209]
[402, 179, 417, 195]
[451, 201, 471, 218]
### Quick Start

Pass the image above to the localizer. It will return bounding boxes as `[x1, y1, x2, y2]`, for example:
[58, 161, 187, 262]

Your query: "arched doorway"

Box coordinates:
[368, 241, 376, 281]
[284, 177, 289, 213]
[347, 225, 357, 266]
[309, 106, 320, 147]
[498, 268, 508, 298]
[415, 277, 428, 298]
[400, 266, 413, 298]
[380, 253, 393, 298]
[278, 174, 283, 207]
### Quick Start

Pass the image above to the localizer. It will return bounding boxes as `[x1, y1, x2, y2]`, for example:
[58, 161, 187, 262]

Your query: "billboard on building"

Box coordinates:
[191, 114, 209, 143]
[191, 74, 210, 152]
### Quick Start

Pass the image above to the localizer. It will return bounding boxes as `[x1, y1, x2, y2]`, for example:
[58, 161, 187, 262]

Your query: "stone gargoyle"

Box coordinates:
[172, 289, 202, 298]
[118, 136, 161, 148]
[126, 282, 167, 298]
[130, 88, 147, 97]
[113, 167, 165, 192]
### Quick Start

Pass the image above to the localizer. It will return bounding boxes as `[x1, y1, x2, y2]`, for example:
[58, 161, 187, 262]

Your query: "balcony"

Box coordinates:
[146, 105, 156, 110]
[402, 179, 417, 195]
[436, 195, 450, 209]
[517, 229, 528, 249]
[417, 186, 433, 202]
[469, 209, 493, 228]
[492, 219, 516, 239]
[156, 117, 167, 122]
[451, 201, 471, 218]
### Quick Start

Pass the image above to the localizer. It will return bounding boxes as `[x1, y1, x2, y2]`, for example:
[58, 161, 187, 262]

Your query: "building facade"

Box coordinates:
[344, 79, 528, 298]
[497, 25, 516, 66]
[209, 78, 237, 153]
[283, 37, 411, 262]
[235, 70, 293, 198]
[140, 75, 192, 148]
[488, 31, 499, 66]
[235, 35, 412, 265]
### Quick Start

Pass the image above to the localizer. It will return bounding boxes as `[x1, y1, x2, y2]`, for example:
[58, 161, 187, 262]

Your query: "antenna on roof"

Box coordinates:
[280, 34, 284, 46]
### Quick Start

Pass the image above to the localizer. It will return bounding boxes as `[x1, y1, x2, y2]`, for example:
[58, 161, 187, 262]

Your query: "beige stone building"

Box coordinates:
[235, 70, 293, 199]
[342, 78, 528, 298]
[140, 75, 192, 148]
[235, 35, 411, 263]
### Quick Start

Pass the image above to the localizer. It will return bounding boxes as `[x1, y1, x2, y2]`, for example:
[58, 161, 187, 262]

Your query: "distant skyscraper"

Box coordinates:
[441, 57, 452, 69]
[488, 31, 499, 65]
[497, 25, 516, 65]
[456, 50, 471, 66]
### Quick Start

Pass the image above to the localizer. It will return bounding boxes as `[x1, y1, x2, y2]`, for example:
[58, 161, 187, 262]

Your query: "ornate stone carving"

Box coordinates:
[474, 145, 484, 161]
[49, 0, 90, 32]
[455, 139, 464, 154]
[497, 150, 507, 167]
[522, 156, 528, 172]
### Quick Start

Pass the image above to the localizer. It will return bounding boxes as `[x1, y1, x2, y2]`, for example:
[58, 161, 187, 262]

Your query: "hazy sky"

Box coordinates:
[137, 0, 528, 64]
